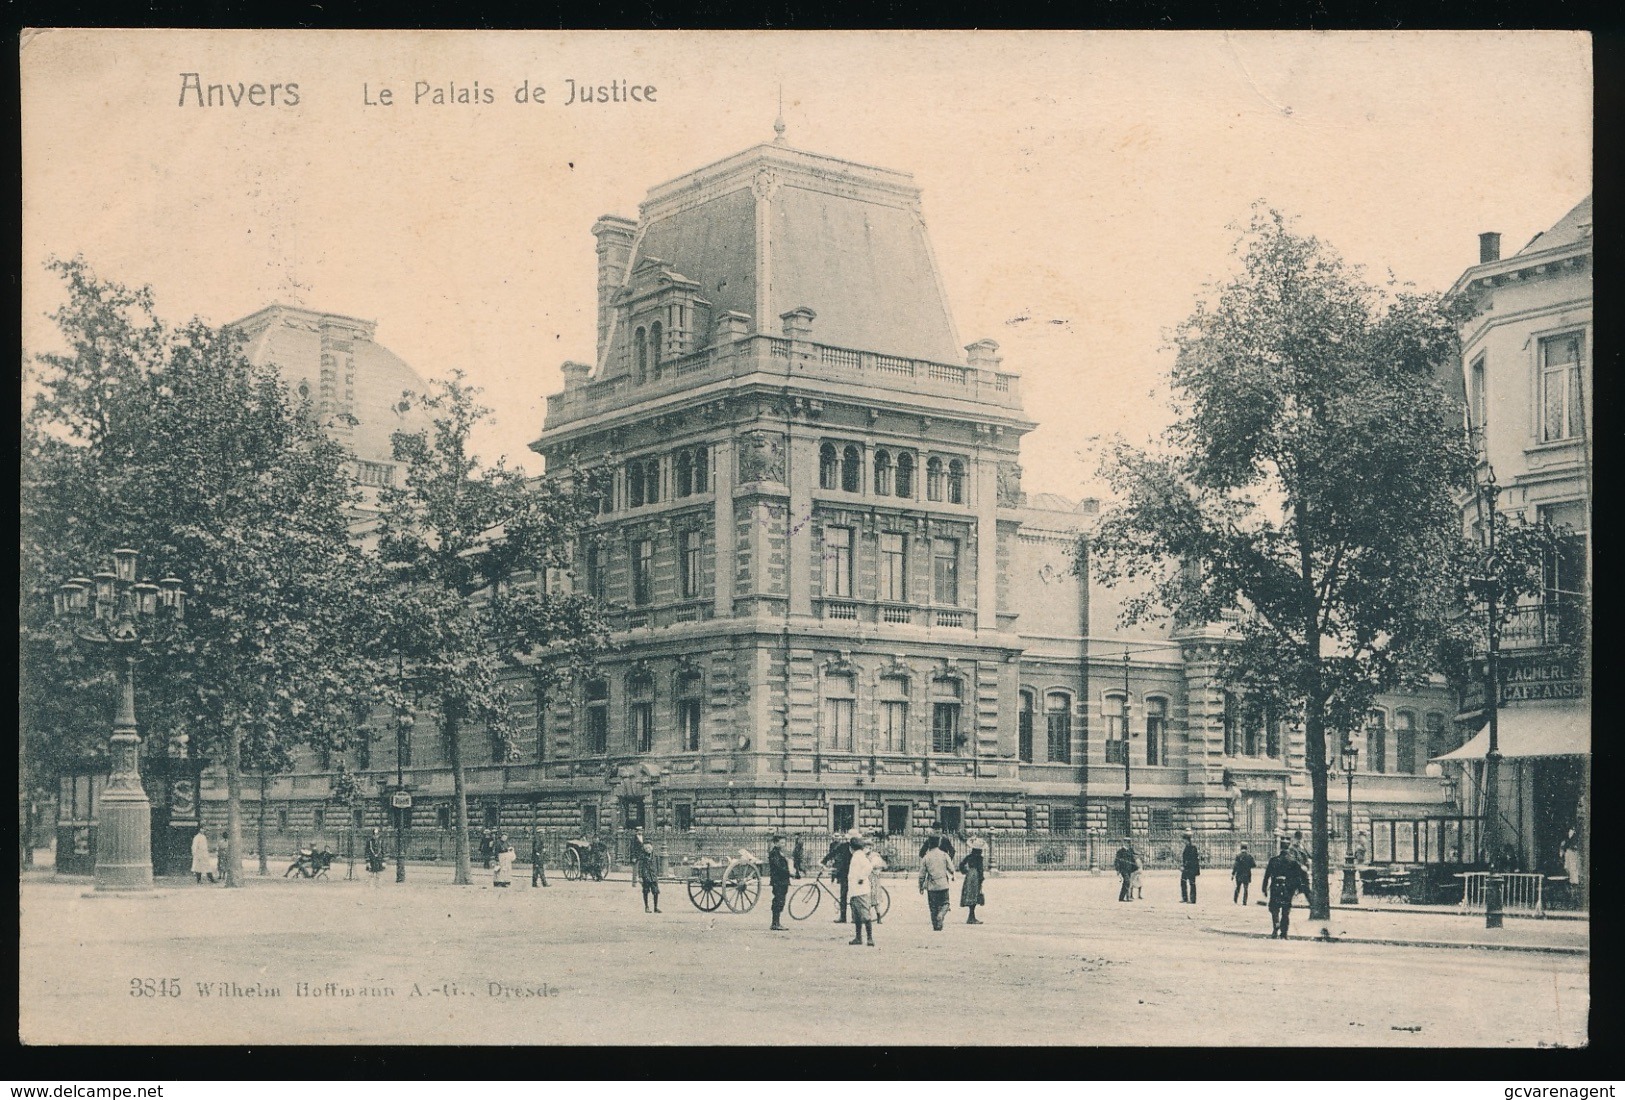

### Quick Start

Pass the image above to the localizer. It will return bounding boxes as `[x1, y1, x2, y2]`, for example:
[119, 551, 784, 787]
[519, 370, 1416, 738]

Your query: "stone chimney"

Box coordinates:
[779, 307, 816, 340]
[560, 360, 592, 391]
[965, 338, 1002, 371]
[715, 311, 752, 344]
[592, 215, 637, 363]
[1479, 232, 1502, 264]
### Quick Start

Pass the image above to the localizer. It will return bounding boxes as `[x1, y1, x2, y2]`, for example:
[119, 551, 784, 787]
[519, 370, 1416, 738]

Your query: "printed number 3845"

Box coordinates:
[130, 978, 181, 997]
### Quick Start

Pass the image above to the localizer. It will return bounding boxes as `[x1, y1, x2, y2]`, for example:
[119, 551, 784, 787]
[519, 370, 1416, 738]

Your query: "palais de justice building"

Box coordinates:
[199, 135, 1459, 847]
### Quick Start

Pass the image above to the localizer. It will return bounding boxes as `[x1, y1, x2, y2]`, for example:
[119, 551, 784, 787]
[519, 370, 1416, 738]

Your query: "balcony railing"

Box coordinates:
[1500, 602, 1586, 650]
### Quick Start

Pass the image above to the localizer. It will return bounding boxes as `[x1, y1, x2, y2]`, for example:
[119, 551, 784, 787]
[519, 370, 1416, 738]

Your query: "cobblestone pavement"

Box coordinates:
[18, 867, 1588, 1046]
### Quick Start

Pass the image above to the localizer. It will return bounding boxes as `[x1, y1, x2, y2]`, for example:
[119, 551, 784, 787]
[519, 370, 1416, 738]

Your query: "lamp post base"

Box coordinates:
[93, 790, 155, 892]
[1339, 861, 1359, 906]
[1485, 874, 1505, 929]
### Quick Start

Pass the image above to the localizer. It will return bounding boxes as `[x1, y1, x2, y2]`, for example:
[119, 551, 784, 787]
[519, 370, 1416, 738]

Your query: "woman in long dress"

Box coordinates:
[493, 835, 514, 888]
[958, 837, 986, 924]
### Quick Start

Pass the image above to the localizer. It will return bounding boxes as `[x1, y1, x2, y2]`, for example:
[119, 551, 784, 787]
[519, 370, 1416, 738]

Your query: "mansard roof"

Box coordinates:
[1514, 194, 1592, 258]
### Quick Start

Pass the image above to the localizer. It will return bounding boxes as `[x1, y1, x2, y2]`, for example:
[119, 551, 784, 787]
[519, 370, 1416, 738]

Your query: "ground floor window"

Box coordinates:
[1106, 806, 1128, 836]
[435, 805, 451, 830]
[621, 796, 646, 830]
[831, 803, 856, 834]
[937, 804, 964, 834]
[672, 803, 693, 832]
[1150, 807, 1173, 831]
[1051, 806, 1076, 833]
[581, 803, 599, 833]
[886, 803, 911, 835]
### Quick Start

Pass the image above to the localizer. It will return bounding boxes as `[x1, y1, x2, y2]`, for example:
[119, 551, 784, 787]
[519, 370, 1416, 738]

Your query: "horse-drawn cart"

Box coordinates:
[684, 849, 763, 913]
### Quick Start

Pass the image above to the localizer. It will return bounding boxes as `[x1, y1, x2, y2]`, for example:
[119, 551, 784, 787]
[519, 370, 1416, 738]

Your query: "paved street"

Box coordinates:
[19, 867, 1587, 1046]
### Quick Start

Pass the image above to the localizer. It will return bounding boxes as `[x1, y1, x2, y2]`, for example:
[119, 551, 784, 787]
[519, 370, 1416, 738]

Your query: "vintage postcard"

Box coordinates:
[19, 29, 1590, 1048]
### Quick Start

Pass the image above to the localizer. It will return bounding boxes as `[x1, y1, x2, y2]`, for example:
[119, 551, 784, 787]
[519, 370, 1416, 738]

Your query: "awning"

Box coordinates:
[1433, 703, 1590, 761]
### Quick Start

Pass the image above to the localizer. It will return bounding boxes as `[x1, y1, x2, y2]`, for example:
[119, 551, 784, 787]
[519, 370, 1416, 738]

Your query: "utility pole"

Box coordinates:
[1481, 471, 1505, 929]
[1121, 650, 1133, 836]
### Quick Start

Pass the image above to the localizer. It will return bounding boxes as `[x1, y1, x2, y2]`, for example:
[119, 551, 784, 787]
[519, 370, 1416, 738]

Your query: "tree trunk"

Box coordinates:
[224, 725, 244, 888]
[1304, 686, 1332, 921]
[446, 707, 471, 885]
[257, 773, 269, 875]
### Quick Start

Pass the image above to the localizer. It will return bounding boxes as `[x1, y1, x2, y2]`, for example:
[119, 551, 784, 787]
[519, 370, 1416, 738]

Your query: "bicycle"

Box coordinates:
[787, 867, 891, 921]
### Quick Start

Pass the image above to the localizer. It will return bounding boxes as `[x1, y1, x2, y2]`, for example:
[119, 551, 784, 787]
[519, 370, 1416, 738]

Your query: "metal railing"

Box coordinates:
[1459, 871, 1546, 914]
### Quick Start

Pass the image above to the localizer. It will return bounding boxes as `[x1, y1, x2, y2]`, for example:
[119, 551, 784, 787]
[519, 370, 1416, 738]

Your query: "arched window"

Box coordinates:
[628, 672, 655, 754]
[1104, 692, 1128, 764]
[676, 671, 703, 752]
[1018, 690, 1035, 763]
[1365, 709, 1387, 774]
[1223, 692, 1241, 756]
[585, 679, 609, 755]
[930, 678, 963, 755]
[627, 461, 645, 508]
[926, 457, 944, 501]
[692, 445, 708, 494]
[841, 445, 862, 493]
[879, 675, 909, 753]
[895, 452, 915, 498]
[675, 449, 694, 497]
[823, 672, 856, 752]
[634, 327, 648, 385]
[1395, 710, 1417, 774]
[1144, 696, 1168, 766]
[873, 450, 893, 495]
[643, 458, 661, 504]
[649, 320, 663, 377]
[1046, 691, 1072, 764]
[947, 459, 966, 504]
[819, 443, 839, 490]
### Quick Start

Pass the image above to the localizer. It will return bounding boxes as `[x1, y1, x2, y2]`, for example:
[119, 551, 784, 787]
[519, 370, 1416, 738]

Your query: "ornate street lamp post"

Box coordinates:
[1339, 740, 1359, 905]
[1120, 650, 1133, 838]
[53, 549, 187, 892]
[1478, 472, 1506, 929]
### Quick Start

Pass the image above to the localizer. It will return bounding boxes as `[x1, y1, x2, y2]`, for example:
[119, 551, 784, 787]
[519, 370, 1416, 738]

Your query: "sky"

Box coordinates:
[21, 30, 1592, 499]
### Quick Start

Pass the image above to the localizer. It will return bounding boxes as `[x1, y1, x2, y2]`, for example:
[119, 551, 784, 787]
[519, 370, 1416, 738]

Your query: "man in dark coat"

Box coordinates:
[1264, 838, 1310, 939]
[1179, 832, 1202, 903]
[768, 834, 793, 931]
[1113, 839, 1139, 902]
[919, 822, 957, 862]
[821, 832, 855, 922]
[530, 834, 550, 888]
[1231, 844, 1256, 904]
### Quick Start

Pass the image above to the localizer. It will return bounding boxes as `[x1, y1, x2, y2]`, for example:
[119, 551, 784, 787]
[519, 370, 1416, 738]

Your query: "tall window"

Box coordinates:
[634, 326, 648, 384]
[1539, 333, 1584, 443]
[585, 680, 609, 755]
[676, 672, 702, 752]
[1145, 696, 1167, 766]
[1222, 692, 1241, 756]
[1242, 698, 1278, 757]
[1365, 710, 1387, 774]
[1425, 712, 1449, 760]
[873, 450, 893, 495]
[585, 541, 605, 600]
[824, 672, 855, 751]
[1468, 353, 1487, 436]
[1046, 691, 1072, 764]
[926, 457, 944, 501]
[632, 538, 654, 606]
[826, 526, 854, 598]
[841, 445, 862, 493]
[880, 676, 909, 753]
[947, 459, 966, 504]
[819, 443, 839, 490]
[648, 320, 663, 378]
[1018, 690, 1035, 763]
[931, 679, 962, 754]
[895, 452, 914, 498]
[680, 530, 702, 599]
[643, 458, 661, 504]
[628, 461, 645, 508]
[533, 681, 547, 761]
[675, 449, 694, 497]
[628, 673, 654, 754]
[1104, 692, 1127, 764]
[1395, 711, 1417, 774]
[879, 532, 907, 602]
[932, 537, 959, 605]
[692, 445, 708, 493]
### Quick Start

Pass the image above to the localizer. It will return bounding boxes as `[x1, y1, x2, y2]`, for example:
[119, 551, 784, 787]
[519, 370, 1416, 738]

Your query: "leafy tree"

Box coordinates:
[373, 371, 610, 886]
[21, 259, 382, 885]
[1092, 210, 1494, 919]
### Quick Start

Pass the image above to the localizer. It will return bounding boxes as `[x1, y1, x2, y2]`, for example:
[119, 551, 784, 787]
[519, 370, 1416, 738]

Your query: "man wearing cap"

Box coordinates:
[1263, 837, 1310, 938]
[1113, 838, 1139, 902]
[821, 830, 856, 923]
[768, 834, 793, 932]
[1179, 831, 1202, 904]
[1230, 843, 1255, 905]
[919, 821, 957, 862]
[918, 836, 955, 931]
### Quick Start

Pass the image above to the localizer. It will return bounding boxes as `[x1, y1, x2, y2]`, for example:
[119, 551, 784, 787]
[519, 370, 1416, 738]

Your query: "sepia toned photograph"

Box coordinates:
[19, 29, 1591, 1049]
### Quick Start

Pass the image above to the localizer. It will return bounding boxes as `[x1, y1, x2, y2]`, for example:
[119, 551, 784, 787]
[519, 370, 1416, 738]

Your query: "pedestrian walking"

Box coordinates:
[958, 837, 986, 924]
[1231, 844, 1256, 904]
[636, 841, 662, 913]
[478, 827, 494, 871]
[1263, 838, 1310, 939]
[768, 834, 793, 931]
[1560, 827, 1582, 885]
[918, 836, 955, 931]
[919, 821, 957, 861]
[821, 830, 855, 923]
[1113, 838, 1139, 902]
[1179, 832, 1202, 903]
[630, 826, 647, 889]
[792, 836, 806, 881]
[493, 834, 514, 888]
[846, 837, 878, 946]
[216, 830, 229, 886]
[365, 827, 386, 885]
[530, 834, 550, 888]
[191, 826, 214, 885]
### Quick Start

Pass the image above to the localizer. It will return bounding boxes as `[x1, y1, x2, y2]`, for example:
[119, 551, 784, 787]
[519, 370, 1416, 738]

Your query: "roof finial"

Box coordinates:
[773, 84, 787, 143]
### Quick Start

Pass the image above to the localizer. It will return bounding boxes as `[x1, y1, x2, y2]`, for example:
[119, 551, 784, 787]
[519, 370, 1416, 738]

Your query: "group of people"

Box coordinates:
[1109, 830, 1314, 938]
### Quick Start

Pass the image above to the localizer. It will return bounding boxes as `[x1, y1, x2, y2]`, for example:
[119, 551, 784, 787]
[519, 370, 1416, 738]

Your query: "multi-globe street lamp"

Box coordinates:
[53, 549, 187, 892]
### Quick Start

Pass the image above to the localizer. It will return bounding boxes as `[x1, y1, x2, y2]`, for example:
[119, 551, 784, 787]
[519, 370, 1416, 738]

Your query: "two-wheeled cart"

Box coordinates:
[684, 849, 763, 914]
